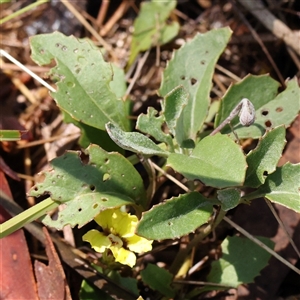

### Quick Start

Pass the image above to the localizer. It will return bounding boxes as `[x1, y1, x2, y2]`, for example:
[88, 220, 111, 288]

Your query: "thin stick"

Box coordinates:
[215, 64, 241, 82]
[16, 132, 80, 149]
[96, 0, 110, 27]
[125, 49, 150, 98]
[151, 162, 189, 193]
[60, 0, 115, 59]
[1, 62, 50, 73]
[237, 0, 300, 56]
[232, 1, 285, 87]
[224, 216, 300, 275]
[286, 46, 300, 72]
[0, 49, 56, 93]
[264, 199, 300, 258]
[174, 279, 233, 288]
[10, 75, 38, 104]
[100, 0, 130, 37]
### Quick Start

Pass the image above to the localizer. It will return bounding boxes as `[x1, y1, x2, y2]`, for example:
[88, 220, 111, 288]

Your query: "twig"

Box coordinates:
[237, 0, 300, 56]
[16, 132, 80, 149]
[100, 0, 130, 37]
[232, 1, 285, 87]
[151, 162, 189, 193]
[215, 64, 241, 82]
[213, 73, 227, 94]
[286, 46, 300, 72]
[264, 199, 300, 258]
[0, 62, 50, 73]
[96, 0, 110, 27]
[125, 49, 150, 98]
[0, 49, 56, 93]
[7, 71, 38, 104]
[224, 216, 300, 275]
[60, 0, 116, 60]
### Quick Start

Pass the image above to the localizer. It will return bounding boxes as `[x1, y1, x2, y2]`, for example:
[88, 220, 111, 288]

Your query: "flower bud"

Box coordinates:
[239, 98, 255, 126]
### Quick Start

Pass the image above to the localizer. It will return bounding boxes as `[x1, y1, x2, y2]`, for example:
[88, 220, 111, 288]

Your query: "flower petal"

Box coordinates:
[96, 208, 138, 238]
[110, 246, 137, 268]
[94, 209, 114, 229]
[82, 229, 111, 253]
[127, 235, 153, 253]
[113, 211, 138, 238]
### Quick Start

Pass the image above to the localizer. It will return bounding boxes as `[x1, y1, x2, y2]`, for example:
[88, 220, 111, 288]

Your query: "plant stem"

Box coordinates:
[169, 209, 227, 275]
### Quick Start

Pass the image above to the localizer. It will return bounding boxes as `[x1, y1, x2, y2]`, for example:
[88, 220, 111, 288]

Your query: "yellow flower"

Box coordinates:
[83, 208, 153, 267]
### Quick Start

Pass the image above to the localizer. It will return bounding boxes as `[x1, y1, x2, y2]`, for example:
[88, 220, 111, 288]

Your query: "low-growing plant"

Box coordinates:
[1, 24, 299, 298]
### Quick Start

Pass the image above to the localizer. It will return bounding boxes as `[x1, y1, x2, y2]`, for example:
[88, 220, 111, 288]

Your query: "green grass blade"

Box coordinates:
[0, 197, 58, 238]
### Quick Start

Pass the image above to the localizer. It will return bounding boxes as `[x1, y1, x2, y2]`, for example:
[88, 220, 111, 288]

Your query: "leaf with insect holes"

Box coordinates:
[128, 0, 179, 66]
[28, 145, 147, 229]
[30, 32, 130, 131]
[167, 133, 247, 188]
[245, 126, 286, 188]
[207, 236, 274, 287]
[215, 75, 278, 131]
[215, 76, 299, 139]
[137, 192, 213, 240]
[136, 107, 173, 149]
[160, 27, 232, 142]
[247, 162, 300, 213]
[106, 122, 169, 157]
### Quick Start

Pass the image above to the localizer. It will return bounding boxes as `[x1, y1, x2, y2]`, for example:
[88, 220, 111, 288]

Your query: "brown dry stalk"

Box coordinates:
[238, 0, 300, 56]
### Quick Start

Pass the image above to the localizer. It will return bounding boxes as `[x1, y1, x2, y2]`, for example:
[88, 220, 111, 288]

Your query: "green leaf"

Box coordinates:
[254, 78, 300, 135]
[215, 76, 299, 138]
[167, 134, 247, 188]
[30, 32, 130, 131]
[207, 236, 274, 287]
[0, 130, 26, 141]
[41, 192, 137, 230]
[109, 63, 127, 99]
[141, 264, 175, 298]
[80, 280, 114, 300]
[106, 122, 169, 157]
[63, 111, 125, 153]
[108, 271, 139, 297]
[137, 192, 213, 240]
[163, 85, 189, 146]
[249, 163, 300, 213]
[217, 188, 241, 211]
[0, 197, 58, 239]
[136, 107, 173, 148]
[28, 145, 147, 229]
[159, 27, 232, 141]
[128, 0, 179, 66]
[245, 126, 286, 188]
